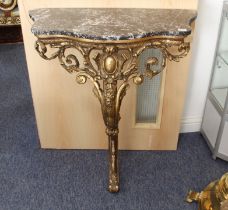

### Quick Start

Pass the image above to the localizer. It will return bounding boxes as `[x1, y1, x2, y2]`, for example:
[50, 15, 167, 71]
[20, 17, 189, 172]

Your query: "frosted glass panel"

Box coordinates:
[136, 48, 163, 123]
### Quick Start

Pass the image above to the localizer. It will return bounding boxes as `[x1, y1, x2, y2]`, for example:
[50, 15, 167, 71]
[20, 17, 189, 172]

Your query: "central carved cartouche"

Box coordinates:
[104, 56, 117, 74]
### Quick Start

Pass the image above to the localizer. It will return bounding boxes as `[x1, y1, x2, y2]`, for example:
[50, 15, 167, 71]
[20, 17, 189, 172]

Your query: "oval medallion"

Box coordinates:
[104, 56, 117, 74]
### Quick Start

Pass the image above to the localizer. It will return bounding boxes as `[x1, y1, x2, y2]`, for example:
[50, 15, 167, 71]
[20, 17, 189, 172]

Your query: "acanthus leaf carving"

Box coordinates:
[35, 37, 190, 115]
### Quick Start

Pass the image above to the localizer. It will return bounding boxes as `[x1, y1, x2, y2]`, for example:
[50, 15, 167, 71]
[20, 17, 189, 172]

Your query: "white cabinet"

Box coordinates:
[201, 1, 228, 161]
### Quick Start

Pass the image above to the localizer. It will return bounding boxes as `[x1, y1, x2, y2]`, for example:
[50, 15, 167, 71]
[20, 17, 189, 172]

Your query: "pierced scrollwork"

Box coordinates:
[0, 16, 20, 25]
[35, 35, 190, 192]
[35, 36, 190, 100]
[58, 48, 80, 73]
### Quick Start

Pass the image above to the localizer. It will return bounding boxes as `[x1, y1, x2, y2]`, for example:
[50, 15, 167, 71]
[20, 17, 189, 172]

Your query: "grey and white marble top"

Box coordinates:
[30, 8, 196, 41]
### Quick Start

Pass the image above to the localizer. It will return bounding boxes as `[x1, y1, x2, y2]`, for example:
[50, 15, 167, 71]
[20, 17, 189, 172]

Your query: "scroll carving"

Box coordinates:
[35, 37, 190, 107]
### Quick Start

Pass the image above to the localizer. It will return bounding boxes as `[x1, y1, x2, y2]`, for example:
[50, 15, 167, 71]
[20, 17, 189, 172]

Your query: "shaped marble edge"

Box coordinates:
[29, 8, 197, 41]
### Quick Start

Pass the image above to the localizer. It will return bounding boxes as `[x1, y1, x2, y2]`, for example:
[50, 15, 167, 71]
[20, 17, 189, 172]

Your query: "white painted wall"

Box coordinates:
[181, 0, 224, 132]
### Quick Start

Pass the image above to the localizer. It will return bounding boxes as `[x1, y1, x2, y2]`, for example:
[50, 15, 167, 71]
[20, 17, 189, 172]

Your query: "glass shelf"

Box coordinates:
[210, 6, 228, 113]
[210, 54, 228, 111]
[218, 51, 228, 66]
[211, 88, 228, 110]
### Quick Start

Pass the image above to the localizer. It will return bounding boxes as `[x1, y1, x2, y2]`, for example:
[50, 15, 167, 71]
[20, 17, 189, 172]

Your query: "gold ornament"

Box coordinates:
[35, 34, 190, 192]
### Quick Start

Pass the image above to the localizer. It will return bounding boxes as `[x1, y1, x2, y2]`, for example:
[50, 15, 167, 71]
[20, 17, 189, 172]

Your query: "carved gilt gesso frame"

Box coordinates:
[35, 34, 190, 192]
[0, 0, 20, 25]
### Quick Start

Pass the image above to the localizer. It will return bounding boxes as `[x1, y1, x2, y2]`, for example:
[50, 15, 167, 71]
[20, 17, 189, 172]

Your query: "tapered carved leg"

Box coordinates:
[107, 133, 119, 192]
[102, 79, 120, 192]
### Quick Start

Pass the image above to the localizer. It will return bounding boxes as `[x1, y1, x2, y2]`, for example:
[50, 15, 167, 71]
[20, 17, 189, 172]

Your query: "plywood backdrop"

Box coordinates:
[18, 0, 198, 150]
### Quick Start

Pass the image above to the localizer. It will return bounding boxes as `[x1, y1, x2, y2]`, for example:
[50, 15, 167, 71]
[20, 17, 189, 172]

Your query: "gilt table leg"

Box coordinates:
[107, 132, 119, 192]
[102, 80, 120, 192]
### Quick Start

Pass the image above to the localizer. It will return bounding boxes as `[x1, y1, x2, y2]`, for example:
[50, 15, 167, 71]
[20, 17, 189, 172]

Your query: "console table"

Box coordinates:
[30, 8, 196, 192]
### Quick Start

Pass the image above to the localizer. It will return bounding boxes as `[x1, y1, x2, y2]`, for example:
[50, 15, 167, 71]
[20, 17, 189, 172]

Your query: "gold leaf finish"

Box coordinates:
[76, 75, 87, 84]
[34, 35, 191, 192]
[187, 173, 228, 210]
[104, 56, 117, 74]
[0, 0, 20, 26]
[0, 0, 17, 11]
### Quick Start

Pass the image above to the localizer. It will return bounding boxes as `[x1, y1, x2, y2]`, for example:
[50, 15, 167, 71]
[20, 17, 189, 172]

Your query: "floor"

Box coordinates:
[0, 26, 23, 44]
[0, 43, 228, 210]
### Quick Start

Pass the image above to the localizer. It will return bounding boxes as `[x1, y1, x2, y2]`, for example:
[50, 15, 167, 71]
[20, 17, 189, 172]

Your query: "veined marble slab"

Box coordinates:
[30, 8, 196, 41]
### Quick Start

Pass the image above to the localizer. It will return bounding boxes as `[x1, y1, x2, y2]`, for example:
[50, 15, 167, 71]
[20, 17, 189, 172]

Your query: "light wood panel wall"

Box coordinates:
[18, 0, 198, 150]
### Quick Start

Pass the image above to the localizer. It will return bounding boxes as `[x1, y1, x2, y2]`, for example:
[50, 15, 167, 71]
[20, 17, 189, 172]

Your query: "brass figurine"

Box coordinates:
[35, 35, 190, 192]
[186, 173, 228, 210]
